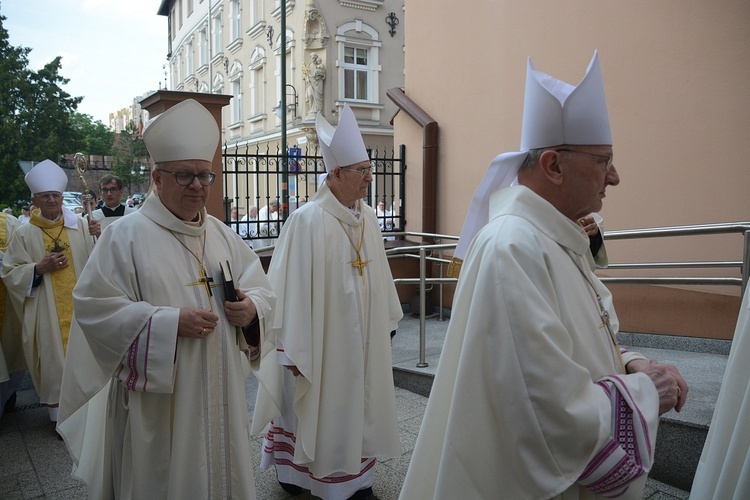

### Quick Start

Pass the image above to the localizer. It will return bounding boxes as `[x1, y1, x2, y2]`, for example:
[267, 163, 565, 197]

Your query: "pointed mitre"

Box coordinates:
[447, 51, 612, 278]
[142, 99, 219, 163]
[25, 159, 68, 194]
[521, 50, 611, 149]
[315, 103, 369, 171]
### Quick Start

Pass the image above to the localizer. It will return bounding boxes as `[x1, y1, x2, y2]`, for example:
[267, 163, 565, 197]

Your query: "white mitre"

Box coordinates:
[142, 99, 219, 163]
[315, 103, 369, 171]
[25, 159, 68, 194]
[448, 51, 612, 277]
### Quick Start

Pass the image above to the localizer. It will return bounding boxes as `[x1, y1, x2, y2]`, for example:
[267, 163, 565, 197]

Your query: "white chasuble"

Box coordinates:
[252, 183, 403, 497]
[57, 194, 275, 499]
[400, 186, 659, 500]
[1, 213, 25, 382]
[691, 289, 750, 499]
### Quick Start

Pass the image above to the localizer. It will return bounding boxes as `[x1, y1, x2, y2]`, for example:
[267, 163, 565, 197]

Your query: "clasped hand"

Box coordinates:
[177, 289, 257, 338]
[627, 358, 688, 415]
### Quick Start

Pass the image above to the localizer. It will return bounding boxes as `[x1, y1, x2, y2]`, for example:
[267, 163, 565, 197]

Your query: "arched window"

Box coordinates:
[229, 61, 243, 125]
[248, 46, 267, 119]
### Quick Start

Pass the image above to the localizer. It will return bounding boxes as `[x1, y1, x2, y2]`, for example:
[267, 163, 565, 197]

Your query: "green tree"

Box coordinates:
[0, 14, 83, 206]
[111, 119, 149, 193]
[71, 112, 115, 156]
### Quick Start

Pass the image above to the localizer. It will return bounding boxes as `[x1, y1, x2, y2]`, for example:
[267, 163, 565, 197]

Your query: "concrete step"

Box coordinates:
[391, 314, 729, 494]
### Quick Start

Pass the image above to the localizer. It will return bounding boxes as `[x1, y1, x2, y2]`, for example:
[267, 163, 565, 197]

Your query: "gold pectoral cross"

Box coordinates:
[186, 265, 221, 302]
[349, 252, 371, 277]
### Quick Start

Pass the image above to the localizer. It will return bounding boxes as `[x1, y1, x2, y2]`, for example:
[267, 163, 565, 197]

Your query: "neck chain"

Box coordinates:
[339, 215, 370, 285]
[569, 251, 625, 373]
[40, 224, 68, 253]
[169, 230, 218, 311]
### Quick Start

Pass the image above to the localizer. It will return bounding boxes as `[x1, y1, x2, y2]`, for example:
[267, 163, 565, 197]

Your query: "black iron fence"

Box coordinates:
[222, 143, 406, 249]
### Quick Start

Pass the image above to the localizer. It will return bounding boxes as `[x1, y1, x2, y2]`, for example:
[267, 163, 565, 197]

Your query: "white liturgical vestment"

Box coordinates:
[1, 209, 94, 404]
[91, 204, 136, 233]
[58, 193, 275, 499]
[252, 183, 403, 498]
[690, 289, 750, 499]
[400, 186, 660, 500]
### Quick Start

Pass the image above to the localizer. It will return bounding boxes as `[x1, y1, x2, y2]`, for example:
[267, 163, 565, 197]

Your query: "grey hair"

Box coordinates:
[519, 147, 564, 172]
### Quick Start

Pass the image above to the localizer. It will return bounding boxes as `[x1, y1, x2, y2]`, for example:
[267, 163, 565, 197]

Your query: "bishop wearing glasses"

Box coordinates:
[58, 99, 275, 499]
[252, 103, 403, 500]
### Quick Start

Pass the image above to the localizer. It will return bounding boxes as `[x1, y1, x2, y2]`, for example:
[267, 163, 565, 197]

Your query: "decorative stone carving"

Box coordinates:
[302, 53, 326, 119]
[303, 0, 330, 48]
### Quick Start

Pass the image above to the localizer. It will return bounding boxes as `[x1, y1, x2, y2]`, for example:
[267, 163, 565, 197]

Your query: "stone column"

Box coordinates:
[140, 90, 232, 220]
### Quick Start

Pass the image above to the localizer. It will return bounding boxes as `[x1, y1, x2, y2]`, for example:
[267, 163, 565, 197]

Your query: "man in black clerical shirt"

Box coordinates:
[91, 174, 136, 236]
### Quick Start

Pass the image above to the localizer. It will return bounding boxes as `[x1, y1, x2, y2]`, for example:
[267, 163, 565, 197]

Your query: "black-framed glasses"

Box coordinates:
[340, 166, 374, 178]
[157, 169, 216, 186]
[100, 187, 121, 194]
[554, 149, 614, 172]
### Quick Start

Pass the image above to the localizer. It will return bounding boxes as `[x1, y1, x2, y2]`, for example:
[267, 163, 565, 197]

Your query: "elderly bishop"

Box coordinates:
[252, 103, 403, 500]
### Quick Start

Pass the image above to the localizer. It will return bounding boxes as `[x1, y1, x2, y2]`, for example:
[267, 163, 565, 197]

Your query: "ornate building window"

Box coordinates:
[211, 10, 223, 57]
[228, 61, 244, 125]
[229, 0, 242, 42]
[198, 26, 208, 69]
[274, 29, 296, 123]
[336, 21, 380, 103]
[186, 39, 194, 77]
[343, 46, 367, 100]
[212, 72, 225, 94]
[248, 0, 263, 27]
[248, 46, 266, 119]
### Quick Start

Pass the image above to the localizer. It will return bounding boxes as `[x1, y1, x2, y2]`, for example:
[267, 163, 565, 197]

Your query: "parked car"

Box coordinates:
[63, 191, 82, 203]
[63, 197, 82, 212]
[132, 192, 147, 206]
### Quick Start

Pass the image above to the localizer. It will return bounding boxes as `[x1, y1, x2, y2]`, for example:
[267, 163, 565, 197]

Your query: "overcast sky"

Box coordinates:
[3, 0, 167, 124]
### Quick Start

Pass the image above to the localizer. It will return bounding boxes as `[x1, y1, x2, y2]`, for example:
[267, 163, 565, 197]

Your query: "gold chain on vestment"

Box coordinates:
[169, 230, 218, 313]
[40, 224, 68, 253]
[338, 215, 370, 285]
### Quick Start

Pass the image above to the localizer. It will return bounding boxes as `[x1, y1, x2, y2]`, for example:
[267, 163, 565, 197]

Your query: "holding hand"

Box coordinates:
[87, 217, 102, 238]
[224, 289, 258, 327]
[578, 214, 600, 236]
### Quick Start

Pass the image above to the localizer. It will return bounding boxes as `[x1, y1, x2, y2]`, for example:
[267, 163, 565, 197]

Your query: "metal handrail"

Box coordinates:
[389, 222, 750, 368]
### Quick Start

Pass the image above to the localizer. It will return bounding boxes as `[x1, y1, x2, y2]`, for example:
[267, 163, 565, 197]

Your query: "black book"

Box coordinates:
[220, 260, 238, 302]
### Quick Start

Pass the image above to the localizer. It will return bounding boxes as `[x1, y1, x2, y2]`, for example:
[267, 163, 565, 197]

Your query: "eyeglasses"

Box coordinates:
[340, 166, 374, 178]
[34, 192, 62, 201]
[157, 169, 216, 186]
[100, 187, 121, 194]
[554, 149, 614, 172]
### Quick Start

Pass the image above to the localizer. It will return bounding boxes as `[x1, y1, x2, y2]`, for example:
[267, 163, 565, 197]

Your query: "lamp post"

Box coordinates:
[273, 84, 298, 120]
[280, 0, 289, 221]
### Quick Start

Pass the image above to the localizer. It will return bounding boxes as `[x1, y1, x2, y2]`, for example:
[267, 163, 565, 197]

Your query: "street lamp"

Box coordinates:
[273, 84, 299, 121]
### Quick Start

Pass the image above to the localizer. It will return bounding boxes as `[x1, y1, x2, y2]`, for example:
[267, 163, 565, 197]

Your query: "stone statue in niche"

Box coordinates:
[303, 0, 329, 49]
[302, 53, 326, 119]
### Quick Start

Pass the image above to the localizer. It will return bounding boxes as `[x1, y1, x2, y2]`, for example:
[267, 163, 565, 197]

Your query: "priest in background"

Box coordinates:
[399, 52, 688, 499]
[58, 99, 275, 499]
[90, 174, 136, 234]
[252, 103, 403, 500]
